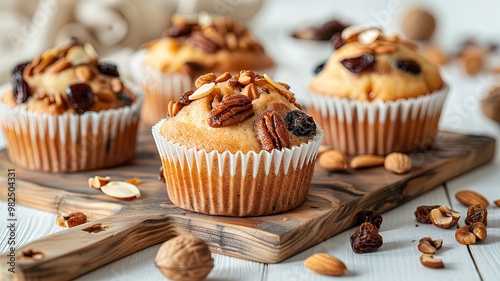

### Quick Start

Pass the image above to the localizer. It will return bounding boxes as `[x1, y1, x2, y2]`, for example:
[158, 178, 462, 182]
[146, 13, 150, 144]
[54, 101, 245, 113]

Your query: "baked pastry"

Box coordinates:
[0, 42, 142, 172]
[152, 71, 323, 216]
[309, 27, 447, 155]
[133, 12, 275, 125]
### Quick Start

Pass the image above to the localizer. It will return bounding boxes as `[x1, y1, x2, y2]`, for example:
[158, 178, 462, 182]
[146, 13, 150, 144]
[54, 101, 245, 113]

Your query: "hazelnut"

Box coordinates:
[155, 236, 214, 281]
[56, 212, 87, 228]
[429, 205, 460, 229]
[420, 254, 444, 268]
[417, 237, 442, 254]
[401, 8, 436, 41]
[456, 222, 487, 245]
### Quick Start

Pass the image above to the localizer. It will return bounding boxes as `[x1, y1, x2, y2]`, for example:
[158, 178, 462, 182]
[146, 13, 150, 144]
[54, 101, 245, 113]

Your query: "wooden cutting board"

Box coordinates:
[0, 131, 495, 281]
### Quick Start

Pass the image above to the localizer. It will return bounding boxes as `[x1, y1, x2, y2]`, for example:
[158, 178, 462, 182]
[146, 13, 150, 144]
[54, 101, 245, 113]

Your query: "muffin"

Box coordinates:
[152, 71, 323, 216]
[132, 12, 275, 126]
[0, 42, 142, 172]
[309, 27, 447, 155]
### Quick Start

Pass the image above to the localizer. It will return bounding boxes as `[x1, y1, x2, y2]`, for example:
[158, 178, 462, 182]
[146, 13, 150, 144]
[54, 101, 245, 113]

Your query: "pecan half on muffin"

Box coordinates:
[152, 71, 323, 216]
[309, 27, 447, 155]
[132, 12, 275, 125]
[0, 42, 142, 172]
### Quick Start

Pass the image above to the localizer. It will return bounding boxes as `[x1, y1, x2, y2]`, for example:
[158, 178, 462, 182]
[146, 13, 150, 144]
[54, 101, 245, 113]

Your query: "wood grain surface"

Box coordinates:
[0, 131, 495, 281]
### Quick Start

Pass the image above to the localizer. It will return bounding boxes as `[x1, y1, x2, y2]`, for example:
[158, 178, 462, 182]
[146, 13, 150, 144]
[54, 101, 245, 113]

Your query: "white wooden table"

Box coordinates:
[1, 0, 500, 280]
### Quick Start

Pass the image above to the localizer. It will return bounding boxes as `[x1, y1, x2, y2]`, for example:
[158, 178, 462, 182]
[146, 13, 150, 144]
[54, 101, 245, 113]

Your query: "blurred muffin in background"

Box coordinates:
[0, 42, 142, 172]
[309, 27, 447, 155]
[131, 12, 274, 126]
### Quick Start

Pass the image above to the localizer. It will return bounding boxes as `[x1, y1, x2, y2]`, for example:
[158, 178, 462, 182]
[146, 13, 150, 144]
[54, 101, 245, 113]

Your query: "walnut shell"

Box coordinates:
[155, 236, 214, 281]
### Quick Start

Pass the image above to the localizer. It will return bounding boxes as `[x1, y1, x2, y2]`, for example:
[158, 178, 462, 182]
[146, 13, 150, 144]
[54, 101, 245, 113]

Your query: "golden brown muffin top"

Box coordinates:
[310, 27, 443, 101]
[1, 42, 137, 115]
[160, 71, 317, 154]
[142, 13, 274, 76]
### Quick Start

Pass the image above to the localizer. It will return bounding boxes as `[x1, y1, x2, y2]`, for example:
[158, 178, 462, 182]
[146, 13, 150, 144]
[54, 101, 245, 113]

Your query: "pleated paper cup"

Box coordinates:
[130, 49, 276, 126]
[0, 89, 143, 172]
[307, 85, 448, 155]
[152, 119, 323, 217]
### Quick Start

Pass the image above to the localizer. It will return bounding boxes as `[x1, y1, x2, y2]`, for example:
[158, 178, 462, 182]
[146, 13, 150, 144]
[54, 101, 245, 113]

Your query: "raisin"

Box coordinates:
[158, 166, 166, 183]
[414, 205, 441, 224]
[165, 26, 192, 38]
[394, 59, 421, 75]
[314, 61, 326, 74]
[11, 61, 29, 76]
[178, 90, 194, 106]
[98, 63, 119, 77]
[116, 92, 132, 106]
[465, 203, 487, 226]
[284, 110, 316, 137]
[350, 222, 383, 254]
[11, 73, 30, 104]
[340, 53, 374, 74]
[358, 210, 383, 229]
[66, 83, 94, 114]
[330, 32, 345, 50]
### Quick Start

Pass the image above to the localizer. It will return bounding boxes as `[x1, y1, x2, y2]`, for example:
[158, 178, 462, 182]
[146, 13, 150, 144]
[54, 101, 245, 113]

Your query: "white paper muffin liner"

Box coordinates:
[0, 89, 143, 172]
[130, 49, 276, 126]
[308, 85, 448, 155]
[152, 119, 323, 217]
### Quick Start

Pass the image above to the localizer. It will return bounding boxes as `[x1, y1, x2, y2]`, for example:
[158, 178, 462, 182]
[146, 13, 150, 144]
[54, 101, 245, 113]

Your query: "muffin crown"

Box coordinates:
[2, 42, 137, 115]
[311, 27, 443, 101]
[161, 71, 317, 154]
[143, 13, 274, 74]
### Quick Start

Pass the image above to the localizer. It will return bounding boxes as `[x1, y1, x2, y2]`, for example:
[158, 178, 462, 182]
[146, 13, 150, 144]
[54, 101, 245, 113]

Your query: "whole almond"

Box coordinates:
[318, 150, 349, 172]
[455, 190, 489, 208]
[351, 155, 385, 169]
[384, 152, 412, 174]
[215, 72, 232, 83]
[304, 253, 347, 276]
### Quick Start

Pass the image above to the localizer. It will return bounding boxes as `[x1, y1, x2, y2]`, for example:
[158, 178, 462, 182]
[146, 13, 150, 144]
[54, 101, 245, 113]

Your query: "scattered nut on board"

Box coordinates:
[384, 152, 413, 174]
[414, 205, 441, 224]
[455, 190, 489, 208]
[318, 150, 349, 172]
[304, 253, 347, 276]
[420, 254, 444, 268]
[125, 177, 141, 185]
[417, 237, 443, 254]
[429, 205, 461, 229]
[88, 176, 110, 189]
[455, 222, 487, 245]
[56, 212, 87, 228]
[351, 155, 385, 169]
[495, 199, 500, 207]
[101, 181, 141, 200]
[155, 236, 214, 281]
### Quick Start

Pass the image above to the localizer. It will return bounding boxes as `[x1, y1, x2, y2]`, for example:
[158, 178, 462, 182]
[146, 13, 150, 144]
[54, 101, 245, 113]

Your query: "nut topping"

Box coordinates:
[429, 205, 461, 229]
[238, 70, 256, 86]
[455, 222, 487, 245]
[189, 82, 215, 100]
[75, 65, 95, 82]
[304, 253, 347, 276]
[208, 94, 254, 128]
[195, 73, 217, 88]
[256, 111, 291, 151]
[318, 150, 349, 172]
[455, 190, 489, 208]
[168, 101, 184, 117]
[417, 237, 442, 254]
[215, 72, 232, 83]
[242, 83, 259, 100]
[56, 212, 87, 228]
[384, 152, 413, 174]
[420, 254, 444, 268]
[263, 74, 296, 103]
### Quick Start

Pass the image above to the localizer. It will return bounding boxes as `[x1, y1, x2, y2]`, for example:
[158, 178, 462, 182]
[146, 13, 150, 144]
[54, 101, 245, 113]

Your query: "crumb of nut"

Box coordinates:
[56, 212, 87, 228]
[495, 199, 500, 207]
[125, 177, 141, 185]
[305, 253, 347, 276]
[318, 150, 349, 172]
[283, 218, 288, 221]
[420, 254, 444, 268]
[88, 176, 111, 189]
[101, 181, 141, 200]
[418, 237, 442, 254]
[429, 205, 460, 229]
[155, 236, 214, 281]
[82, 223, 109, 233]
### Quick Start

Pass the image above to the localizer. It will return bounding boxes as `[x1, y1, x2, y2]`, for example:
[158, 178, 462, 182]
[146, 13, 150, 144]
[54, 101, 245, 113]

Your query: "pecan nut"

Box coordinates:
[256, 111, 291, 151]
[207, 94, 254, 127]
[188, 31, 219, 53]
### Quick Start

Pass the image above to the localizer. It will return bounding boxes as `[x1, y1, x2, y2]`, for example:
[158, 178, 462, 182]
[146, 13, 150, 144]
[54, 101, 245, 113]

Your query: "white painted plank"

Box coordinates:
[264, 186, 481, 281]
